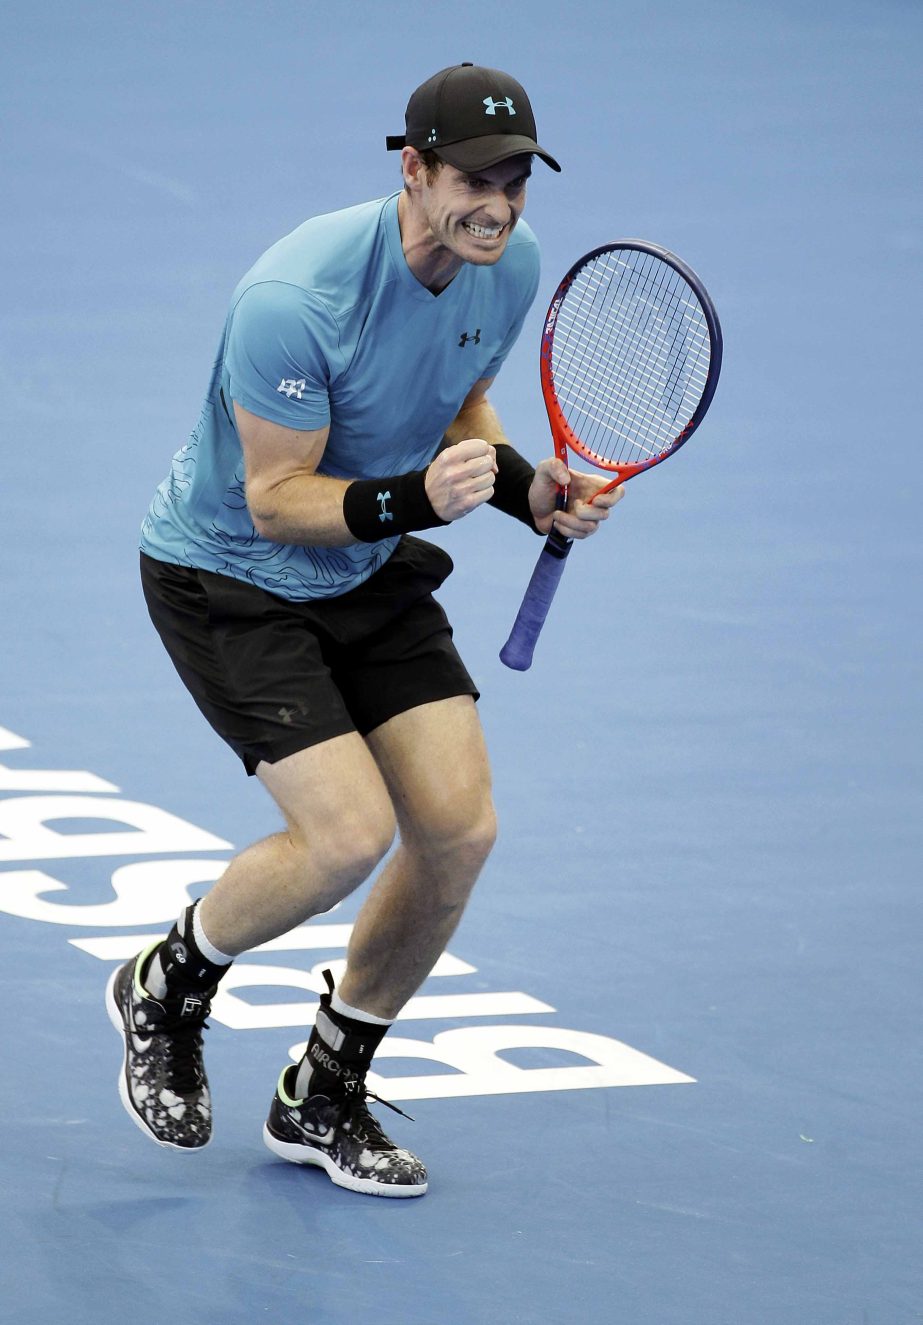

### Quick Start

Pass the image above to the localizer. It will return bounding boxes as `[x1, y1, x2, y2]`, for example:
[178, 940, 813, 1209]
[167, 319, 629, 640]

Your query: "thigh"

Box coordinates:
[256, 730, 396, 861]
[364, 696, 494, 848]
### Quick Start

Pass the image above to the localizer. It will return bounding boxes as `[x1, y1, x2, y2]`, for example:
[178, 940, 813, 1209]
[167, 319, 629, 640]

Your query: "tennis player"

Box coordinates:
[107, 62, 622, 1197]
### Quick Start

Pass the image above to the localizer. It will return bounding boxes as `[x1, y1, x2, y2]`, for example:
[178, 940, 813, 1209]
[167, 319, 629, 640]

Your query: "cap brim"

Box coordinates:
[435, 133, 561, 173]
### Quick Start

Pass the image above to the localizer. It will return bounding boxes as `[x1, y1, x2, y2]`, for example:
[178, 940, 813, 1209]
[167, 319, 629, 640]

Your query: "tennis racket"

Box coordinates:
[499, 240, 723, 671]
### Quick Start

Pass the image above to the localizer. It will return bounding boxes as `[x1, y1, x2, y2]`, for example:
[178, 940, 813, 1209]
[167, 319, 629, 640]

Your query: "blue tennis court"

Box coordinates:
[2, 1, 921, 1321]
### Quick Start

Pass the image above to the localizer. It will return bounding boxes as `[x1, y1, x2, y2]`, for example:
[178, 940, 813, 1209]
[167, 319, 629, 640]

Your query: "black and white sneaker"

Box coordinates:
[106, 942, 213, 1151]
[263, 1066, 428, 1198]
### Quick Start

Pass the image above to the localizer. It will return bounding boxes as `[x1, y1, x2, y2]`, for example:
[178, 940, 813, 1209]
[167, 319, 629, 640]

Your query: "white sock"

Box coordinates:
[192, 903, 234, 965]
[329, 989, 393, 1027]
[143, 902, 232, 998]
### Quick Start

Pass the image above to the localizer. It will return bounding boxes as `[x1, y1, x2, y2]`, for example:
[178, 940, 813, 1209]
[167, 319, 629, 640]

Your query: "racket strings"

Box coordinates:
[560, 269, 707, 461]
[558, 261, 687, 457]
[557, 253, 703, 456]
[550, 250, 712, 466]
[559, 259, 703, 461]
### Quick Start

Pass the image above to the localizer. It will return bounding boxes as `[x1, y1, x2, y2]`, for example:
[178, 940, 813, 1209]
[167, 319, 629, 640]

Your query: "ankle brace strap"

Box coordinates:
[302, 970, 390, 1094]
[157, 917, 229, 994]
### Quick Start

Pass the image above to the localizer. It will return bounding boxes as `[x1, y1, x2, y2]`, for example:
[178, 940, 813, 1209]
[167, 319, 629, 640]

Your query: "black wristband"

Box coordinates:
[488, 444, 541, 532]
[342, 469, 448, 542]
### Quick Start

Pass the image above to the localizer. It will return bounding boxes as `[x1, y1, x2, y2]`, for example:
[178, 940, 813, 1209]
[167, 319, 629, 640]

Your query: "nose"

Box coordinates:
[480, 194, 515, 226]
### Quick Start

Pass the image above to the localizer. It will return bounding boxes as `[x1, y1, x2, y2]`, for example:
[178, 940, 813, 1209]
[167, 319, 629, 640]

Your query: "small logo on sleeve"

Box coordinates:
[378, 491, 393, 523]
[277, 378, 306, 399]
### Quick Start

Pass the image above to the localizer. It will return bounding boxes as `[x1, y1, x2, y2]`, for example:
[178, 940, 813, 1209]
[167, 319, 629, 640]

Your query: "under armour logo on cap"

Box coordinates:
[483, 96, 515, 117]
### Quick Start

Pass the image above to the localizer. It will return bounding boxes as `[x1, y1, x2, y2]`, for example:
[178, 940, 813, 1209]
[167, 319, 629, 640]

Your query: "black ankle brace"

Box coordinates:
[148, 906, 230, 996]
[301, 970, 390, 1098]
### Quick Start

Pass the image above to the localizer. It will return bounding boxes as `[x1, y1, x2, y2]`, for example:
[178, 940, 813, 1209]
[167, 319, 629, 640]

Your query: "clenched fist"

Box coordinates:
[425, 438, 498, 522]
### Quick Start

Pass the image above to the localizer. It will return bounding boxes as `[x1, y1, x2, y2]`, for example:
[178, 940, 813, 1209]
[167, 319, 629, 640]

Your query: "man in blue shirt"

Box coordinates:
[108, 63, 623, 1197]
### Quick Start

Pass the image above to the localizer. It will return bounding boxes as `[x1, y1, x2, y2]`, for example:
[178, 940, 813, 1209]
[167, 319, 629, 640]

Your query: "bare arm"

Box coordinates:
[443, 377, 509, 449]
[236, 395, 499, 547]
[235, 402, 353, 546]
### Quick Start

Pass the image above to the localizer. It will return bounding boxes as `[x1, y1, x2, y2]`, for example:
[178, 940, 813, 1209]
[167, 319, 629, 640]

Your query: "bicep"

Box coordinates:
[234, 400, 330, 504]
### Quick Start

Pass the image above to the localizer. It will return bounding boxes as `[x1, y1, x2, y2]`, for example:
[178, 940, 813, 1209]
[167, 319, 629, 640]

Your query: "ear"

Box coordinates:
[401, 146, 426, 191]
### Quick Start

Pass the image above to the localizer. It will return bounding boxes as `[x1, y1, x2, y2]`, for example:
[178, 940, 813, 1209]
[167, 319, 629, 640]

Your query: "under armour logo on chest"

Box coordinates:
[458, 329, 481, 347]
[483, 96, 515, 117]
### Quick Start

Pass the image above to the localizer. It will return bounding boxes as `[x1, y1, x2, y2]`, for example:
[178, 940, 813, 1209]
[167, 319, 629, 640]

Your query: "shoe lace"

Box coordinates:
[156, 1004, 210, 1095]
[337, 1079, 414, 1150]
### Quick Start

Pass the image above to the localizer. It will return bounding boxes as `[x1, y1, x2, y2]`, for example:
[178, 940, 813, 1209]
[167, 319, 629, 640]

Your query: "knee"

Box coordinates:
[464, 798, 498, 864]
[291, 799, 397, 891]
[410, 789, 498, 870]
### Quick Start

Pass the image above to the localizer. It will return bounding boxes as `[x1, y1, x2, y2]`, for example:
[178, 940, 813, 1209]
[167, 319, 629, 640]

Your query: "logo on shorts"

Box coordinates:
[377, 491, 393, 523]
[278, 703, 308, 725]
[483, 96, 515, 117]
[277, 378, 306, 399]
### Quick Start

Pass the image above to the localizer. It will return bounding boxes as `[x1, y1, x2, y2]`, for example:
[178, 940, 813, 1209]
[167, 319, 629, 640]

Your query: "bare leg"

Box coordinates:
[338, 696, 497, 1019]
[198, 730, 397, 956]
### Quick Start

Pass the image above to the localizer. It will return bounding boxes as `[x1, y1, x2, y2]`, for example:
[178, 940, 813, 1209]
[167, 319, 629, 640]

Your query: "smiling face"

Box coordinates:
[399, 150, 532, 291]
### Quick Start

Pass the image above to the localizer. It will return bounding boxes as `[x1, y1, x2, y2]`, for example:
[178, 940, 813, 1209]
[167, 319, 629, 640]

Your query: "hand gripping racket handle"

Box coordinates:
[500, 531, 573, 671]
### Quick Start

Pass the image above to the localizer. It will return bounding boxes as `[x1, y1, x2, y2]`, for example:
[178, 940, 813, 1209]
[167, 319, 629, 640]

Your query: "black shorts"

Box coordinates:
[140, 538, 478, 775]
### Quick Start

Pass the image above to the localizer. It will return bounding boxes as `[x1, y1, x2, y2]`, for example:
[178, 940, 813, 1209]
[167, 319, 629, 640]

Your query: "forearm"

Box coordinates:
[444, 395, 512, 450]
[249, 465, 448, 546]
[248, 397, 506, 547]
[248, 471, 358, 547]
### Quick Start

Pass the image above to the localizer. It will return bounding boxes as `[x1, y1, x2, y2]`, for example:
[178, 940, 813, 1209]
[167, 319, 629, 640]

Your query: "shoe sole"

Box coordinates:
[262, 1124, 427, 1198]
[105, 966, 210, 1153]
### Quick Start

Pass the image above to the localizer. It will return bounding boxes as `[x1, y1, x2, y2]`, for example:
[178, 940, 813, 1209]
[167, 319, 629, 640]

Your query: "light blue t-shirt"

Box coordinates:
[141, 192, 540, 600]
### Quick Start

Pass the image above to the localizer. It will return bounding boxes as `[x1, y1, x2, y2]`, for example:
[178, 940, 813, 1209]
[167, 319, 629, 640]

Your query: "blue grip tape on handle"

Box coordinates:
[499, 536, 572, 671]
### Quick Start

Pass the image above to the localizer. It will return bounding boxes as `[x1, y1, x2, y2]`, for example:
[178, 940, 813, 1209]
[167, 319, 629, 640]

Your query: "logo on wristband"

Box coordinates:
[377, 491, 393, 523]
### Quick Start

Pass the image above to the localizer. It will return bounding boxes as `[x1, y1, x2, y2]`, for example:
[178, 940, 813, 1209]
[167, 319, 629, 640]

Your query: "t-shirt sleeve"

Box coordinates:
[224, 280, 343, 431]
[482, 238, 541, 380]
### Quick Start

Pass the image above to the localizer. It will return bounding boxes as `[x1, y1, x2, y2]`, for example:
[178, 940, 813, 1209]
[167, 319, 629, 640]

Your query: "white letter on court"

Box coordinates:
[0, 797, 232, 861]
[352, 1026, 696, 1098]
[0, 860, 229, 926]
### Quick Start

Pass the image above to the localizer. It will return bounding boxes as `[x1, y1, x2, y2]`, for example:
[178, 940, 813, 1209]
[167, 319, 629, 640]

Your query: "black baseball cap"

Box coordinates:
[386, 63, 561, 173]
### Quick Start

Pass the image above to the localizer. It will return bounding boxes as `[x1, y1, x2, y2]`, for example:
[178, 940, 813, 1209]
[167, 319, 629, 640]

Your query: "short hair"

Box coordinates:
[418, 149, 445, 183]
[401, 148, 445, 190]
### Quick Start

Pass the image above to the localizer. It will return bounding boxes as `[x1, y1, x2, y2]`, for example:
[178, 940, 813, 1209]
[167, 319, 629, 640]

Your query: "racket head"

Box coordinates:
[540, 240, 723, 481]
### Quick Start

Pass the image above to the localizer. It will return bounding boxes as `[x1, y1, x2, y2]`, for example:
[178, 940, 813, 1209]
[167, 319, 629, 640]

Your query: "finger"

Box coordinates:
[463, 455, 500, 478]
[460, 483, 495, 513]
[572, 499, 610, 521]
[555, 505, 607, 534]
[589, 484, 625, 508]
[468, 471, 497, 494]
[452, 437, 493, 461]
[554, 515, 599, 541]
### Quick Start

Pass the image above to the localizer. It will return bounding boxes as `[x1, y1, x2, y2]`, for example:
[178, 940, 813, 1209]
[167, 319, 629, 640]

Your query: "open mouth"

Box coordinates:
[462, 220, 506, 240]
